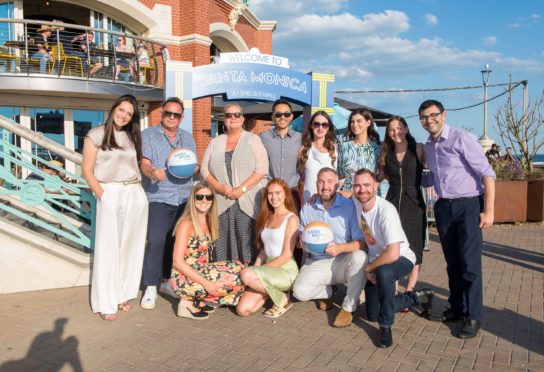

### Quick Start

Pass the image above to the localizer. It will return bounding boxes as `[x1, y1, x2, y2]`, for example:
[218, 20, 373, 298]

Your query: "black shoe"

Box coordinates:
[200, 304, 216, 313]
[413, 288, 434, 315]
[442, 308, 465, 323]
[378, 327, 393, 348]
[458, 319, 481, 339]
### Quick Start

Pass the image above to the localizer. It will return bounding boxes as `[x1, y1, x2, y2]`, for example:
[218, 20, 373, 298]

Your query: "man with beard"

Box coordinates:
[353, 168, 434, 347]
[292, 167, 367, 328]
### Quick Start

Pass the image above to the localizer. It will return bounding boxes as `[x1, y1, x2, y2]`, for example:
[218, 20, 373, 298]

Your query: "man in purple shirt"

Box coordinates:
[420, 99, 495, 339]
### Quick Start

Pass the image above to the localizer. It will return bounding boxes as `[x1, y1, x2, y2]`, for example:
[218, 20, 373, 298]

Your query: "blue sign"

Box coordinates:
[192, 63, 312, 104]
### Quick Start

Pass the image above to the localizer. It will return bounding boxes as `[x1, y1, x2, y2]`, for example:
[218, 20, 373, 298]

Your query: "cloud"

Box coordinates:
[507, 13, 541, 28]
[248, 6, 542, 86]
[483, 36, 497, 46]
[424, 14, 438, 25]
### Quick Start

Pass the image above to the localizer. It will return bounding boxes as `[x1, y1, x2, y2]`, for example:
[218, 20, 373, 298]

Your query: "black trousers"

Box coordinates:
[434, 196, 484, 322]
[142, 202, 186, 287]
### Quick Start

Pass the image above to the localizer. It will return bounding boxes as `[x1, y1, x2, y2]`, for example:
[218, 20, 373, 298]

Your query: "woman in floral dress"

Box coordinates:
[170, 183, 245, 319]
[338, 109, 381, 197]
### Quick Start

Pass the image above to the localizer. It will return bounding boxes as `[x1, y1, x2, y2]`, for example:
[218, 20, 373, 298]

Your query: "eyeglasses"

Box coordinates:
[312, 121, 330, 129]
[419, 112, 442, 123]
[194, 194, 214, 201]
[225, 112, 243, 119]
[273, 112, 292, 118]
[163, 110, 183, 120]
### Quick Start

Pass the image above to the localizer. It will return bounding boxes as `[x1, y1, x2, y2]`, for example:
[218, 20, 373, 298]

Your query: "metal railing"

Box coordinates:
[0, 18, 168, 87]
[0, 114, 95, 252]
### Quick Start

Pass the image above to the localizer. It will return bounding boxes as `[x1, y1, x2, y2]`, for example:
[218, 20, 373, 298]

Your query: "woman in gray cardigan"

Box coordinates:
[200, 103, 269, 264]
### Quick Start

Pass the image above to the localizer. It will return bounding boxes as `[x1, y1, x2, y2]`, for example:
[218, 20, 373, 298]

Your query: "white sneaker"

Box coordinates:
[160, 281, 177, 298]
[141, 286, 157, 310]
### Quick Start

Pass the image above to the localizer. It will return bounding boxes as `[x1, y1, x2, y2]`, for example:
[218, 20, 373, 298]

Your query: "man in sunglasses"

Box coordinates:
[260, 99, 302, 207]
[139, 97, 197, 310]
[419, 99, 495, 339]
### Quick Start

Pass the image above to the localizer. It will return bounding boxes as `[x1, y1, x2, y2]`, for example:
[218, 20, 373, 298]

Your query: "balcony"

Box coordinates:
[0, 18, 167, 99]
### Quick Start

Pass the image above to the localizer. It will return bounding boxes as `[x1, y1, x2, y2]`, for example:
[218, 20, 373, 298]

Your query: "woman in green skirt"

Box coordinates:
[236, 178, 299, 318]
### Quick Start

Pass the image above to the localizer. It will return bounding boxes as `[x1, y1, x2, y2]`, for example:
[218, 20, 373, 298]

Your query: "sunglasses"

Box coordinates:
[273, 112, 292, 118]
[195, 194, 214, 201]
[312, 121, 330, 129]
[225, 112, 243, 119]
[163, 110, 182, 119]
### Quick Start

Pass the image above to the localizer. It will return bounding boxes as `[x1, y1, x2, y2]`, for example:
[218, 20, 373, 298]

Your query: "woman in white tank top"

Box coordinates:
[236, 179, 299, 318]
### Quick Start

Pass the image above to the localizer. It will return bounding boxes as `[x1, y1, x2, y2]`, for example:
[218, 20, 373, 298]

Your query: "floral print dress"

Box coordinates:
[170, 235, 245, 305]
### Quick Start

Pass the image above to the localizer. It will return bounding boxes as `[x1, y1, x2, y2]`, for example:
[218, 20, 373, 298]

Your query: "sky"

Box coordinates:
[250, 0, 544, 148]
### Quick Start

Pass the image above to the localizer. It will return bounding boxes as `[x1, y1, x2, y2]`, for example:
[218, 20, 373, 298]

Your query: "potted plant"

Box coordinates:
[492, 159, 528, 223]
[494, 83, 544, 221]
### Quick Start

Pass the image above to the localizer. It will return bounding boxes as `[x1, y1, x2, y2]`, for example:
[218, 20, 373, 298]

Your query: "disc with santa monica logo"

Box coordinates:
[166, 148, 197, 178]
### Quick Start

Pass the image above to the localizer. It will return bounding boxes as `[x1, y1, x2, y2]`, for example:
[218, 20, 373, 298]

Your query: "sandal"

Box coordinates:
[264, 301, 293, 318]
[118, 302, 132, 312]
[100, 314, 117, 321]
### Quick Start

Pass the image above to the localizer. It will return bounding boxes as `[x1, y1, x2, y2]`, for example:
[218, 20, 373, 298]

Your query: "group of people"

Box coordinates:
[29, 22, 149, 79]
[82, 95, 495, 348]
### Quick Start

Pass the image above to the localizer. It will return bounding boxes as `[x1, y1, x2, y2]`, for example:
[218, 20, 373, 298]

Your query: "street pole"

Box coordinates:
[479, 64, 494, 151]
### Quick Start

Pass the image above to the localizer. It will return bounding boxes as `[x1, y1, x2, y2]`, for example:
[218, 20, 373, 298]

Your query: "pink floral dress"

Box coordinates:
[170, 235, 245, 305]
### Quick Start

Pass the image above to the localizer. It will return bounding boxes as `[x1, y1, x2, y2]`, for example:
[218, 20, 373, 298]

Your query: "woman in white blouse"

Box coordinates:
[82, 94, 148, 321]
[297, 111, 338, 203]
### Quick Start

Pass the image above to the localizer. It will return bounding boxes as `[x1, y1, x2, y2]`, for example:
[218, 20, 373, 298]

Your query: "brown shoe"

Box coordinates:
[333, 309, 353, 327]
[318, 298, 333, 311]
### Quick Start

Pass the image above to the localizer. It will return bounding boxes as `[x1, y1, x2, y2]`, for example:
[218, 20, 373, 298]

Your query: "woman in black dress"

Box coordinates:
[378, 116, 426, 292]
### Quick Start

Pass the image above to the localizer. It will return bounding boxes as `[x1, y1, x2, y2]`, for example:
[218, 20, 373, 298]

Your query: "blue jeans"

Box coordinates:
[365, 257, 416, 327]
[142, 202, 186, 287]
[31, 51, 50, 74]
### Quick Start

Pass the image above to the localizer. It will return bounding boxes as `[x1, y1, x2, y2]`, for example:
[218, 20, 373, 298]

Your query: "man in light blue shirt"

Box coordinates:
[293, 167, 367, 328]
[139, 97, 197, 310]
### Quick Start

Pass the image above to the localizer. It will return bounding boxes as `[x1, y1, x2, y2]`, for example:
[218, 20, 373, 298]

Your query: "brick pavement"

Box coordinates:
[0, 225, 542, 371]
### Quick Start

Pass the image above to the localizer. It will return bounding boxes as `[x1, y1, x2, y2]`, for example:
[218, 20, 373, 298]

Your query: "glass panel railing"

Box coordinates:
[0, 18, 167, 87]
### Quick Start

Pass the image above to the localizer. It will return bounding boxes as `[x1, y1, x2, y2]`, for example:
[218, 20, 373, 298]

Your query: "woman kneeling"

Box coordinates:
[170, 183, 245, 319]
[237, 179, 299, 318]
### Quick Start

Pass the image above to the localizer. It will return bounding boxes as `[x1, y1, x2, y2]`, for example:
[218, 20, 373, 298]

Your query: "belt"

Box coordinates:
[439, 195, 480, 203]
[103, 179, 141, 185]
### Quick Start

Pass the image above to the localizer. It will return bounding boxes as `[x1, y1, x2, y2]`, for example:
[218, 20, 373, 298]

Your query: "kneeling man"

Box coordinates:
[353, 168, 433, 347]
[293, 167, 367, 327]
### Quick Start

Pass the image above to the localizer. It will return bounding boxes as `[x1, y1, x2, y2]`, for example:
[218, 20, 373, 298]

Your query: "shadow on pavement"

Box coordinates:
[0, 318, 83, 372]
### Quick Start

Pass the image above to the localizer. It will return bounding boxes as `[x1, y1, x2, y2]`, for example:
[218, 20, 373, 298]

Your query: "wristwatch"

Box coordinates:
[241, 185, 247, 193]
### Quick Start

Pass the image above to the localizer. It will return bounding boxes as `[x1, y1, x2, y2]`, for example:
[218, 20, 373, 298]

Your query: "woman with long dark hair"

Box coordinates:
[236, 178, 299, 318]
[298, 111, 338, 203]
[83, 94, 148, 321]
[378, 116, 426, 293]
[338, 109, 380, 197]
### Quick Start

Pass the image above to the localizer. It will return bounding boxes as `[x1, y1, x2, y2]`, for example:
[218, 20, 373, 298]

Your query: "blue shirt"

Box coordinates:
[260, 127, 302, 188]
[422, 124, 495, 199]
[299, 193, 364, 260]
[141, 123, 197, 206]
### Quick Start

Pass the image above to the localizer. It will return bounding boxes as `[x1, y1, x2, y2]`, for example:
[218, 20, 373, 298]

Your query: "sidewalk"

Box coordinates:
[0, 225, 543, 371]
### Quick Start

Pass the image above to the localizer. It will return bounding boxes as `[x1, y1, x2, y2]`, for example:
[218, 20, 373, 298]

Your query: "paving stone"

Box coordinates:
[1, 226, 543, 371]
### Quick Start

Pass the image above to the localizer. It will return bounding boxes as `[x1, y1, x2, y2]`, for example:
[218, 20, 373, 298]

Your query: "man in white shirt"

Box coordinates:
[353, 168, 434, 348]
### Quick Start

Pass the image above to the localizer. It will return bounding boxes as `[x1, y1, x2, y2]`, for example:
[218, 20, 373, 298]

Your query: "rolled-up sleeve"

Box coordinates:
[460, 133, 496, 179]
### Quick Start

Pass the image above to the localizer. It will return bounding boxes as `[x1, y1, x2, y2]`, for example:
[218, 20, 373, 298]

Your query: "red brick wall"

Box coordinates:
[144, 0, 273, 160]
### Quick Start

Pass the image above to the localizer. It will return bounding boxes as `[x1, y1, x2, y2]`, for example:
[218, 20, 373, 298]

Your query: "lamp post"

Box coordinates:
[479, 64, 494, 151]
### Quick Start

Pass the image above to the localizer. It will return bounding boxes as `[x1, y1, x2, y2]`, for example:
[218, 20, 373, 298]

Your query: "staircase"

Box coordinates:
[0, 114, 95, 293]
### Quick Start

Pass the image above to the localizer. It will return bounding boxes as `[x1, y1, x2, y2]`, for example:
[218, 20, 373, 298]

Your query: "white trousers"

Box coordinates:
[91, 182, 148, 314]
[293, 250, 367, 312]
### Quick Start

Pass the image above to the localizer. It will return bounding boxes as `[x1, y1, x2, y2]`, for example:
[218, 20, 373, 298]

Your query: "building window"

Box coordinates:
[73, 110, 104, 153]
